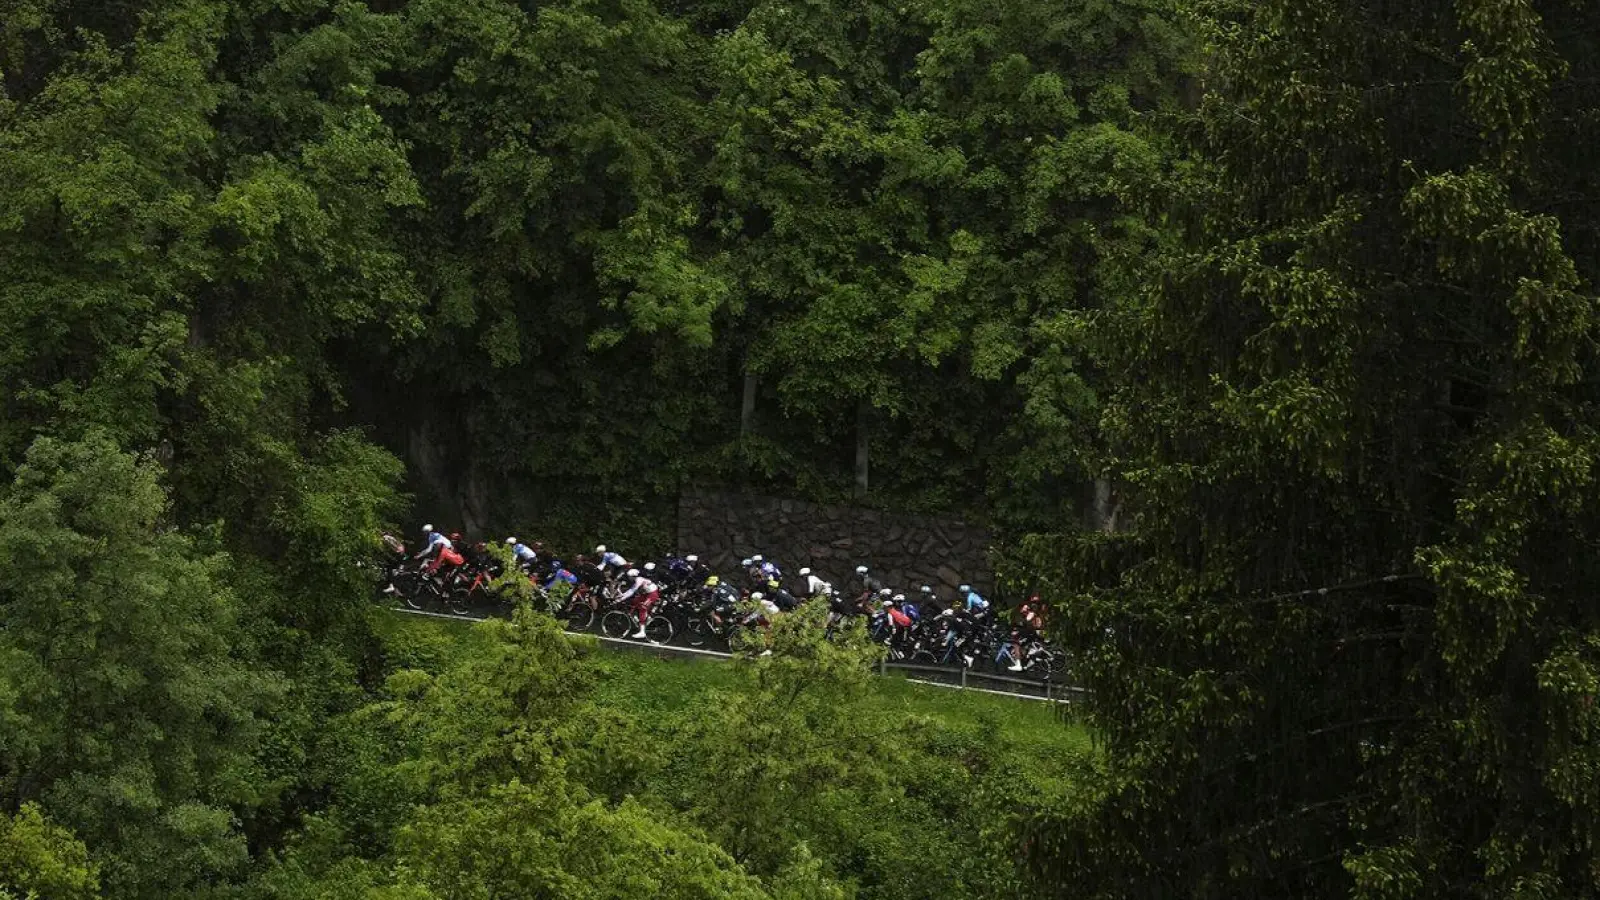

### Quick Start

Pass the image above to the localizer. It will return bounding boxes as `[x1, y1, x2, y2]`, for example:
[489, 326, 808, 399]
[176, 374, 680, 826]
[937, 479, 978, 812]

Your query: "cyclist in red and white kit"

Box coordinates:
[617, 567, 659, 639]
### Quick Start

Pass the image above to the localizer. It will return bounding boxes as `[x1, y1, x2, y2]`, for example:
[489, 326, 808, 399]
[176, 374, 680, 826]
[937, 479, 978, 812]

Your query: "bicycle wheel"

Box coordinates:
[684, 617, 710, 648]
[564, 602, 595, 632]
[1033, 649, 1066, 680]
[600, 610, 634, 639]
[445, 586, 472, 616]
[643, 615, 674, 645]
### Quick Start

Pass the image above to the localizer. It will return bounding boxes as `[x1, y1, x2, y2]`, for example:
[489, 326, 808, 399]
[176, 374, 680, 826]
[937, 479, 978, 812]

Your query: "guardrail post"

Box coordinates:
[960, 667, 967, 689]
[879, 656, 887, 678]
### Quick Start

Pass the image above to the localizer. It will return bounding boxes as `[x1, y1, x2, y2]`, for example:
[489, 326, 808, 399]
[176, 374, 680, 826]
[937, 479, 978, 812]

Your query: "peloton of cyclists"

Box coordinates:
[387, 527, 1049, 670]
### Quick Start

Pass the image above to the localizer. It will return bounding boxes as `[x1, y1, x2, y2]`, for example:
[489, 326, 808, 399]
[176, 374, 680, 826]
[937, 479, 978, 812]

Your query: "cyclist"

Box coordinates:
[685, 554, 711, 583]
[749, 591, 780, 622]
[414, 524, 446, 563]
[1017, 594, 1046, 633]
[543, 561, 579, 592]
[959, 584, 990, 616]
[900, 591, 921, 625]
[852, 566, 885, 610]
[415, 525, 463, 575]
[753, 554, 782, 580]
[886, 593, 912, 638]
[570, 554, 606, 588]
[799, 567, 829, 599]
[768, 577, 799, 612]
[741, 558, 765, 587]
[617, 568, 660, 639]
[663, 554, 695, 585]
[1003, 594, 1047, 673]
[506, 537, 538, 569]
[595, 544, 631, 573]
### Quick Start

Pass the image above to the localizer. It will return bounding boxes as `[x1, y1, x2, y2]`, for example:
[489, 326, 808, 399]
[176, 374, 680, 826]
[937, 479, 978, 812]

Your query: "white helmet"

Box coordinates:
[752, 554, 764, 563]
[799, 567, 811, 576]
[855, 565, 868, 575]
[686, 554, 698, 563]
[627, 568, 640, 578]
[893, 593, 905, 602]
[505, 537, 517, 545]
[595, 544, 607, 554]
[920, 585, 932, 594]
[879, 588, 892, 596]
[643, 562, 656, 572]
[423, 524, 434, 534]
[751, 591, 764, 600]
[959, 584, 972, 593]
[741, 558, 753, 567]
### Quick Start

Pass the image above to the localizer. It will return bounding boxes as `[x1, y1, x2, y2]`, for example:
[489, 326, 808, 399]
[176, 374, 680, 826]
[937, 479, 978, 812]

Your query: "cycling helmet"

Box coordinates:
[920, 585, 933, 594]
[741, 557, 752, 567]
[627, 568, 640, 578]
[855, 565, 869, 575]
[959, 584, 972, 594]
[423, 524, 433, 534]
[686, 554, 698, 563]
[752, 554, 764, 563]
[799, 567, 811, 576]
[706, 576, 720, 586]
[893, 593, 905, 602]
[751, 591, 764, 600]
[643, 562, 656, 572]
[879, 588, 892, 596]
[595, 544, 607, 554]
[505, 537, 517, 545]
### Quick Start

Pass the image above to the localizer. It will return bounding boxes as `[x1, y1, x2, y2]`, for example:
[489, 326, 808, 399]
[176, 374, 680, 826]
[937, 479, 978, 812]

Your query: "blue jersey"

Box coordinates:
[964, 592, 988, 613]
[512, 543, 536, 562]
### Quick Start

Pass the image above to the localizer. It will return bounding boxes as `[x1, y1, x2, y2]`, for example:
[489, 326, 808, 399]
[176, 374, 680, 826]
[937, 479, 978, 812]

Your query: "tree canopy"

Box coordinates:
[1024, 0, 1600, 895]
[5, 0, 1600, 896]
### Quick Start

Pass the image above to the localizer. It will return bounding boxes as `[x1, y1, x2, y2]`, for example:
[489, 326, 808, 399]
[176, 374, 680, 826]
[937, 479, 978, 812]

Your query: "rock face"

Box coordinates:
[675, 486, 992, 595]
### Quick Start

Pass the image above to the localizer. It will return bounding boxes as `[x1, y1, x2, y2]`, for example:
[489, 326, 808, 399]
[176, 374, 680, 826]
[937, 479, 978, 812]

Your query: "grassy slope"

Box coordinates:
[372, 611, 1091, 776]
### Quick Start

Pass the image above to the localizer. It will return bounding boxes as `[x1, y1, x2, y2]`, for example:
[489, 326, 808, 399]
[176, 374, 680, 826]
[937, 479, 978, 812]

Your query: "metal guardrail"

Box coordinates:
[386, 606, 1081, 704]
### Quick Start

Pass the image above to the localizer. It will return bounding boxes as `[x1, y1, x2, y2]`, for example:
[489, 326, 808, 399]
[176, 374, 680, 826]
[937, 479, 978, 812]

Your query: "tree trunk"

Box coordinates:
[854, 400, 870, 499]
[741, 371, 759, 435]
[1091, 477, 1122, 533]
[460, 464, 491, 537]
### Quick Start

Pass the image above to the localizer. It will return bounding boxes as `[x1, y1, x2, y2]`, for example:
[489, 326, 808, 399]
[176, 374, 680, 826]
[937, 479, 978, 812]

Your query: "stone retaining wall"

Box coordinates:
[676, 486, 992, 595]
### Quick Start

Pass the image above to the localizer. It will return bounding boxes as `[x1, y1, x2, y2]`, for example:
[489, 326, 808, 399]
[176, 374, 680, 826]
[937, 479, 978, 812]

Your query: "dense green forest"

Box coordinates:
[3, 0, 1600, 896]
